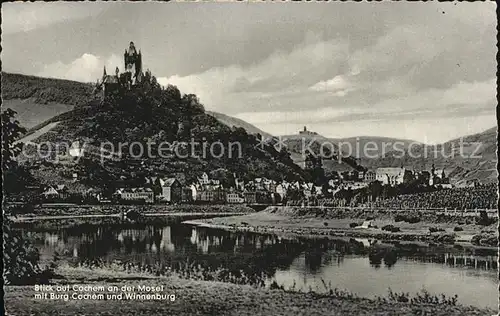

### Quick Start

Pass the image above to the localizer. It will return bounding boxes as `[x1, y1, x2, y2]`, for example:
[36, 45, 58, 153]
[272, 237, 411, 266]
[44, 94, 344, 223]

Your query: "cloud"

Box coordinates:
[347, 24, 445, 76]
[2, 3, 108, 34]
[37, 54, 122, 83]
[438, 2, 496, 31]
[235, 77, 496, 135]
[156, 37, 351, 113]
[309, 75, 356, 97]
[7, 2, 494, 143]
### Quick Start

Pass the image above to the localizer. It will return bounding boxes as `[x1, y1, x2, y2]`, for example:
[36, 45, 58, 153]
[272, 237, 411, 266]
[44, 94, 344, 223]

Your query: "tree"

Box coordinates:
[2, 108, 26, 171]
[3, 216, 45, 285]
[2, 108, 48, 285]
[286, 186, 305, 202]
[322, 183, 333, 198]
[367, 180, 383, 201]
[2, 109, 37, 194]
[305, 152, 326, 185]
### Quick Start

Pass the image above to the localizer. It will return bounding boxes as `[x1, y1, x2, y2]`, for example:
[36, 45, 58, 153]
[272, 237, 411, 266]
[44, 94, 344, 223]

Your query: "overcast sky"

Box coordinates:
[2, 2, 496, 143]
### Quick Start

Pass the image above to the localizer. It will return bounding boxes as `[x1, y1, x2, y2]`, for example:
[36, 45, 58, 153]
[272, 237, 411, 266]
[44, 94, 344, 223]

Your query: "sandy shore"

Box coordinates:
[4, 266, 494, 316]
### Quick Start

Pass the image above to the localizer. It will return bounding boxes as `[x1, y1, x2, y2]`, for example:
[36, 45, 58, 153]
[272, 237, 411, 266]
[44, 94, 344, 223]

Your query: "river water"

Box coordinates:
[20, 223, 498, 309]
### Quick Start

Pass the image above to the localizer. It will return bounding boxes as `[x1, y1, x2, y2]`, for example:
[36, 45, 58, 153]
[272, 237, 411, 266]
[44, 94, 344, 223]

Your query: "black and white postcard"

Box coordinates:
[2, 2, 498, 315]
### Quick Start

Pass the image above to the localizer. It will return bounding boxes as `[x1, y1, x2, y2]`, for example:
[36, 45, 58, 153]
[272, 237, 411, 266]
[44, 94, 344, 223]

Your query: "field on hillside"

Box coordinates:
[2, 99, 73, 129]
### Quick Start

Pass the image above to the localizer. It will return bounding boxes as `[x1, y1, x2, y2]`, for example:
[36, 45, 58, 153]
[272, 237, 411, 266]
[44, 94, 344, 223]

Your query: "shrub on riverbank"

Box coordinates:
[382, 288, 458, 306]
[382, 225, 400, 233]
[429, 227, 445, 233]
[476, 211, 496, 226]
[10, 212, 244, 231]
[76, 258, 268, 287]
[8, 204, 255, 217]
[3, 216, 57, 285]
[471, 234, 497, 246]
[394, 214, 421, 224]
[435, 234, 455, 243]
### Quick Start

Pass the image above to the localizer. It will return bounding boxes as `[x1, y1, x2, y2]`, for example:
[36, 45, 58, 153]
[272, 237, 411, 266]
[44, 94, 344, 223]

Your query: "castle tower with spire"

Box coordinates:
[98, 42, 144, 99]
[124, 41, 143, 85]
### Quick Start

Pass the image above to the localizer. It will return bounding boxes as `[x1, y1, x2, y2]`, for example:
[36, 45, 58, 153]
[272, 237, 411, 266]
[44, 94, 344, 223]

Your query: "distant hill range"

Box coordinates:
[2, 72, 497, 185]
[279, 127, 497, 185]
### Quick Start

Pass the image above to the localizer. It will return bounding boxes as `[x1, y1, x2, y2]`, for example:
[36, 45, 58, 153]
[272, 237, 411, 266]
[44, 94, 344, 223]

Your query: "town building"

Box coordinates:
[193, 172, 225, 203]
[44, 185, 70, 200]
[226, 192, 244, 204]
[262, 178, 277, 192]
[159, 178, 182, 203]
[197, 172, 220, 186]
[196, 188, 225, 203]
[235, 178, 245, 191]
[244, 190, 272, 204]
[415, 170, 431, 184]
[69, 141, 84, 158]
[42, 186, 60, 201]
[375, 167, 411, 186]
[432, 168, 450, 185]
[181, 187, 193, 203]
[116, 187, 155, 204]
[275, 183, 289, 199]
[363, 170, 376, 182]
[190, 184, 198, 201]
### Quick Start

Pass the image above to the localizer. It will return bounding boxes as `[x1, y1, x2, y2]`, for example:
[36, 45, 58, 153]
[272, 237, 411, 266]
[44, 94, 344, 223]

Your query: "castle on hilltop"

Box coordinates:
[299, 126, 318, 136]
[95, 41, 145, 98]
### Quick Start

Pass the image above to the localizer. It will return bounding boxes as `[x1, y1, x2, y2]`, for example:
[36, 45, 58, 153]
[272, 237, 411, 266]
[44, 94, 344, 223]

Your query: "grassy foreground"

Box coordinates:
[3, 266, 495, 316]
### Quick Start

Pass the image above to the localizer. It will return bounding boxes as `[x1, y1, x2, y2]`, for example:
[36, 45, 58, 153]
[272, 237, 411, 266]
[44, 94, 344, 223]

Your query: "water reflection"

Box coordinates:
[20, 224, 498, 309]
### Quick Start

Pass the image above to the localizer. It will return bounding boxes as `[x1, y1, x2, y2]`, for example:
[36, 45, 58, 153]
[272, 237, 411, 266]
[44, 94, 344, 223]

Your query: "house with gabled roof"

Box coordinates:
[158, 178, 182, 203]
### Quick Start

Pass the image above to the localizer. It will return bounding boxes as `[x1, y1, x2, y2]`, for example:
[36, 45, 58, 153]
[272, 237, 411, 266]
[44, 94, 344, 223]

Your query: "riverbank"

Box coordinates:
[184, 206, 497, 246]
[3, 265, 494, 316]
[6, 204, 255, 230]
[9, 212, 249, 231]
[5, 203, 255, 217]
